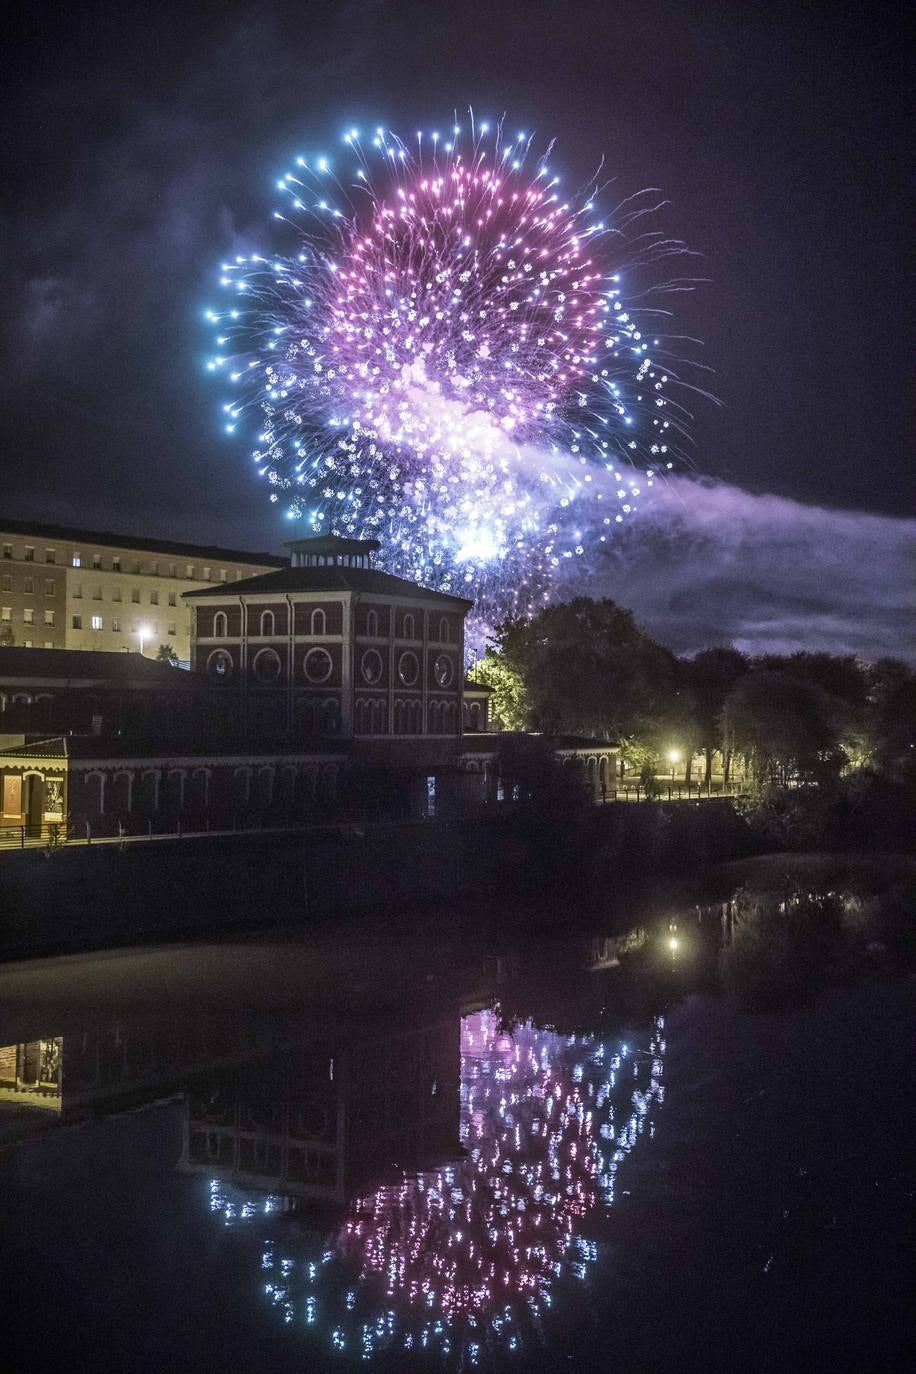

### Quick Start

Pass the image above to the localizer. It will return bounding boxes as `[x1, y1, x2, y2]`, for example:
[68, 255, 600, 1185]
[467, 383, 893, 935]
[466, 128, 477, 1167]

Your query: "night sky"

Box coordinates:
[2, 1, 913, 657]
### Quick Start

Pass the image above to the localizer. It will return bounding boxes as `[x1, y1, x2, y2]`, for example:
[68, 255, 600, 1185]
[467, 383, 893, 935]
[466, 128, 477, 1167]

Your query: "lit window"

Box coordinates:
[44, 641, 53, 649]
[203, 567, 211, 580]
[72, 615, 82, 629]
[90, 615, 102, 631]
[112, 556, 121, 571]
[0, 607, 10, 622]
[44, 610, 54, 626]
[23, 608, 34, 625]
[186, 565, 194, 577]
[72, 553, 81, 567]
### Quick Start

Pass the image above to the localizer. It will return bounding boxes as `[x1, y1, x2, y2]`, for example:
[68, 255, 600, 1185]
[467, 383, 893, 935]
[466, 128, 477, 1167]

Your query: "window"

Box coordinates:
[2, 544, 11, 559]
[361, 648, 383, 684]
[24, 546, 34, 562]
[253, 648, 282, 682]
[44, 579, 55, 595]
[168, 564, 176, 577]
[219, 569, 227, 581]
[151, 561, 158, 575]
[203, 567, 211, 580]
[303, 647, 333, 683]
[112, 586, 121, 602]
[23, 608, 34, 625]
[185, 564, 194, 577]
[1, 607, 10, 622]
[167, 623, 176, 636]
[24, 577, 34, 594]
[149, 590, 159, 605]
[397, 650, 420, 686]
[112, 556, 121, 572]
[72, 583, 82, 598]
[131, 560, 141, 574]
[112, 618, 121, 633]
[366, 609, 379, 637]
[93, 586, 102, 600]
[91, 615, 102, 631]
[91, 553, 101, 569]
[310, 608, 326, 636]
[44, 642, 53, 649]
[438, 617, 450, 643]
[433, 654, 454, 687]
[72, 553, 81, 567]
[259, 609, 275, 636]
[0, 575, 9, 592]
[72, 615, 82, 630]
[168, 592, 176, 606]
[44, 610, 54, 626]
[23, 640, 32, 648]
[131, 588, 140, 603]
[213, 611, 228, 637]
[207, 649, 233, 679]
[402, 613, 415, 639]
[45, 548, 56, 563]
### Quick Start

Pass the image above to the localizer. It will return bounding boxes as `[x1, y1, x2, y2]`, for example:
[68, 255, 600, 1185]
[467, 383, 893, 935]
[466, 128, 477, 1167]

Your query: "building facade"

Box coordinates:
[0, 519, 284, 662]
[185, 535, 471, 764]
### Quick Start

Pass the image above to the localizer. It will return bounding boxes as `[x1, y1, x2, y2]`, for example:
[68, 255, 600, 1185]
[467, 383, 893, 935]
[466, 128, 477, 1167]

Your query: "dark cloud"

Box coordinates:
[566, 478, 916, 662]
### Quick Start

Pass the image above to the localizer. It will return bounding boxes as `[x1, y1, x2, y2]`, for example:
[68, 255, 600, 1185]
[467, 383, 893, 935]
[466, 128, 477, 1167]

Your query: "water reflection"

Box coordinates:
[0, 864, 912, 1371]
[210, 1010, 664, 1363]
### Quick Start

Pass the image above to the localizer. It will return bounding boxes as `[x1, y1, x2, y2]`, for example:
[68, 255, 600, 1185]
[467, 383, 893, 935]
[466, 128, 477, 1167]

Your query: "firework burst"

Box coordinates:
[206, 116, 700, 621]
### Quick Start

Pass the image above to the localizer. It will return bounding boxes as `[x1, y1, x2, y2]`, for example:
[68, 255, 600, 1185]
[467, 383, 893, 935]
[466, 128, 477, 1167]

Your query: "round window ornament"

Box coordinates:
[361, 648, 383, 685]
[397, 650, 420, 687]
[303, 647, 333, 684]
[253, 648, 282, 682]
[433, 654, 454, 687]
[207, 649, 233, 679]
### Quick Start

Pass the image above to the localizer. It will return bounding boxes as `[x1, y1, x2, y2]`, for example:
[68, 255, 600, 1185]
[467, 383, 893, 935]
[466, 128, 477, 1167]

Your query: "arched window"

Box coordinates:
[322, 699, 339, 734]
[310, 608, 326, 636]
[355, 698, 368, 732]
[259, 609, 275, 637]
[366, 609, 379, 637]
[213, 611, 228, 637]
[402, 612, 415, 640]
[303, 647, 333, 683]
[252, 648, 282, 682]
[438, 617, 450, 643]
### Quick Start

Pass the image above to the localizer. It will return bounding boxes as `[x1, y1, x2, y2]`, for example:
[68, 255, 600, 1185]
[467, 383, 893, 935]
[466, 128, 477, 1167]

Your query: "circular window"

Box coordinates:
[361, 648, 383, 685]
[433, 654, 454, 688]
[207, 649, 233, 679]
[253, 648, 282, 682]
[303, 647, 333, 684]
[398, 650, 420, 687]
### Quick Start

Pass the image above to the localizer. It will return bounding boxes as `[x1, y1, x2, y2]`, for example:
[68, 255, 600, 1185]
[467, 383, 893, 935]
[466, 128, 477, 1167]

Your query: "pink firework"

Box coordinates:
[206, 119, 697, 620]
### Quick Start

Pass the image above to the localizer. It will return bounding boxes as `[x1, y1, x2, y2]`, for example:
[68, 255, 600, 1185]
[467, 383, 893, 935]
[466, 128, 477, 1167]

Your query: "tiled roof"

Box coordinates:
[0, 517, 285, 567]
[183, 565, 473, 607]
[0, 736, 68, 758]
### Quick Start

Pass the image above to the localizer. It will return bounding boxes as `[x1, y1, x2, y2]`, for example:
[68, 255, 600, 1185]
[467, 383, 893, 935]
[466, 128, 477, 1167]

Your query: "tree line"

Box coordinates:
[470, 597, 916, 791]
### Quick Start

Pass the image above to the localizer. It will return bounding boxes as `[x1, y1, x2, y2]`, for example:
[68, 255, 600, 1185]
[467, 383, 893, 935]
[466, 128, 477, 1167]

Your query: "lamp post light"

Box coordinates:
[667, 749, 681, 783]
[137, 623, 153, 657]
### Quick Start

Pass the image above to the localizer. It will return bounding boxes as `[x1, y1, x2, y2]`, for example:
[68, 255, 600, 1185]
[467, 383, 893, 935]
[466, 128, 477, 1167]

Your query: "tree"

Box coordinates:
[468, 650, 528, 731]
[722, 669, 842, 786]
[156, 643, 179, 665]
[862, 658, 916, 782]
[685, 647, 749, 783]
[758, 652, 867, 754]
[493, 598, 677, 741]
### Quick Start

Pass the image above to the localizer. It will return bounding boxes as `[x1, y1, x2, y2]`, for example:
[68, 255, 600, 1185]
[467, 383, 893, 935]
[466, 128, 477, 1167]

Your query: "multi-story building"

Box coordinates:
[0, 519, 284, 662]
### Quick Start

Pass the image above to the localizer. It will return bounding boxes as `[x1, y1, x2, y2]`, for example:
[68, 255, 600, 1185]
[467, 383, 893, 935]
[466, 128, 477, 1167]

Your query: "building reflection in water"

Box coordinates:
[205, 1007, 665, 1365]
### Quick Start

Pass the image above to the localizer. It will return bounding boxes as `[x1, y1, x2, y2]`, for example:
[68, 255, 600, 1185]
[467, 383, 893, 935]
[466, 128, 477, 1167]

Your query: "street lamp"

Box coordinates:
[137, 623, 153, 656]
[667, 749, 681, 783]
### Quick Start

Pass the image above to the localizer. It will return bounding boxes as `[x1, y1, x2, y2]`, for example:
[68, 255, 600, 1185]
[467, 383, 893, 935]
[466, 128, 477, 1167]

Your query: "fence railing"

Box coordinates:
[0, 822, 69, 850]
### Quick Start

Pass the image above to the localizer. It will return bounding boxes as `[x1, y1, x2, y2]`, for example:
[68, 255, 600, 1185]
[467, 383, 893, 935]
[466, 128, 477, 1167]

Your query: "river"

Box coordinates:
[0, 855, 913, 1372]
